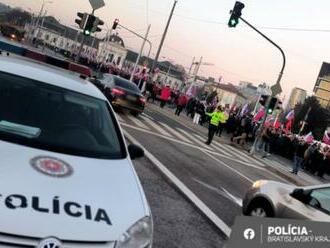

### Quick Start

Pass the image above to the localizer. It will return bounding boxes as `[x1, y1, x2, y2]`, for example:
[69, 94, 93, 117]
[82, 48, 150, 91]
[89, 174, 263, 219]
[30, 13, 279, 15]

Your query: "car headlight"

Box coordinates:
[252, 180, 266, 189]
[116, 216, 153, 248]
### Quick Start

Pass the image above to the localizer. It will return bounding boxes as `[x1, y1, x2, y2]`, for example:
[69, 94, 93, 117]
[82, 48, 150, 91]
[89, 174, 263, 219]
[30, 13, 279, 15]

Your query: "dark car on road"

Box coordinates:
[93, 74, 146, 116]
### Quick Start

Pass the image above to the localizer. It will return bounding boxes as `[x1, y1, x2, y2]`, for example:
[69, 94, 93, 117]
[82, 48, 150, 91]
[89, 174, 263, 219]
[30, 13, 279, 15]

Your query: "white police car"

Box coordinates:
[0, 56, 153, 247]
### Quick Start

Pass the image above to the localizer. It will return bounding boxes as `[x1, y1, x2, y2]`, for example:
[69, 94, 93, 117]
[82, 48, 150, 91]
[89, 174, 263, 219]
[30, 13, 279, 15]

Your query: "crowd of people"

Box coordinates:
[146, 83, 330, 178]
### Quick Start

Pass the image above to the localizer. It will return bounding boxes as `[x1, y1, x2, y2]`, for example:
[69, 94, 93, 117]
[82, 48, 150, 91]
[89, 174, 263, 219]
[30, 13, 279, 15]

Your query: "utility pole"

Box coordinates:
[188, 57, 195, 75]
[151, 0, 178, 73]
[130, 24, 151, 81]
[194, 56, 203, 81]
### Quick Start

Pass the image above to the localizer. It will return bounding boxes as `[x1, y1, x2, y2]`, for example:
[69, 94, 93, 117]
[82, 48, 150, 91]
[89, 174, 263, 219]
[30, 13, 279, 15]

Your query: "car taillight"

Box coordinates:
[112, 88, 125, 95]
[139, 97, 146, 104]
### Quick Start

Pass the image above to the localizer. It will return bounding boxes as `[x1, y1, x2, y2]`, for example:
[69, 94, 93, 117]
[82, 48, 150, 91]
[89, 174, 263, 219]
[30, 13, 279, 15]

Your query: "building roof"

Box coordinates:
[216, 83, 247, 99]
[102, 34, 125, 48]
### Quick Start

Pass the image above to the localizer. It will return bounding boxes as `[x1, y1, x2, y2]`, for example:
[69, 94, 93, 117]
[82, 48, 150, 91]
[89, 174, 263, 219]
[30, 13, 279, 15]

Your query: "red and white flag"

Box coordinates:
[286, 110, 295, 121]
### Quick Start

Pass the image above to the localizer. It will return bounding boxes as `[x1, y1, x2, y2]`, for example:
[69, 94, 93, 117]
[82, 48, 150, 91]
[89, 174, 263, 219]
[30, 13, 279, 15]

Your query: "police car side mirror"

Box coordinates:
[128, 144, 144, 160]
[291, 188, 311, 204]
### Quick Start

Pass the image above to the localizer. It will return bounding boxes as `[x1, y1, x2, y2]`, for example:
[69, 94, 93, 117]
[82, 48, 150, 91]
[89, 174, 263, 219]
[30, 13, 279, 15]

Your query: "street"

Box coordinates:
[120, 102, 292, 240]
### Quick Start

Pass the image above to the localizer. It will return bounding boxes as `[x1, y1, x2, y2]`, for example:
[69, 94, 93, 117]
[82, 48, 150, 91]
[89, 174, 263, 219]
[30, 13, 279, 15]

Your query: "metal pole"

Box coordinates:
[239, 17, 286, 155]
[151, 0, 178, 73]
[188, 57, 195, 75]
[130, 24, 151, 82]
[194, 56, 203, 81]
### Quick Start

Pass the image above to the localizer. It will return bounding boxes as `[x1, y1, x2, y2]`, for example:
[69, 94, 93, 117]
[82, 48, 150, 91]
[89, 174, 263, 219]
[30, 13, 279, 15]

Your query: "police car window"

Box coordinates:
[114, 77, 140, 92]
[0, 71, 125, 159]
[309, 187, 330, 215]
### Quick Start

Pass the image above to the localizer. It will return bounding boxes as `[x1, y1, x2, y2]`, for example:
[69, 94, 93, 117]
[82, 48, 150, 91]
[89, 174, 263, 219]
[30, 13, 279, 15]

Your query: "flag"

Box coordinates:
[304, 132, 314, 144]
[253, 107, 265, 123]
[240, 103, 249, 117]
[323, 131, 330, 145]
[285, 119, 293, 133]
[286, 110, 295, 121]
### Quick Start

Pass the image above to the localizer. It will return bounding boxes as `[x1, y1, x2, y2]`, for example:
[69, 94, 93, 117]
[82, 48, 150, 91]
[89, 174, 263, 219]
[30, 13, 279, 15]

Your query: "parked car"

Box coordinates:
[243, 180, 330, 221]
[97, 74, 146, 116]
[0, 56, 153, 247]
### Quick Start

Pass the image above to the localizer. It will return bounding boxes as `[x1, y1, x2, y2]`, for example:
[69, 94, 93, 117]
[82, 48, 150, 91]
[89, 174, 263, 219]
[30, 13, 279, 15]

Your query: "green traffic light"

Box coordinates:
[230, 19, 237, 26]
[84, 30, 91, 36]
[267, 109, 273, 114]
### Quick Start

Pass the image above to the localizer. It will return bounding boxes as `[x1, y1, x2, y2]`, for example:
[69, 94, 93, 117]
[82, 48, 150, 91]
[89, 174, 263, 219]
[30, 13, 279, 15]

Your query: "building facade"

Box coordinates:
[288, 87, 307, 109]
[97, 35, 127, 67]
[314, 62, 330, 109]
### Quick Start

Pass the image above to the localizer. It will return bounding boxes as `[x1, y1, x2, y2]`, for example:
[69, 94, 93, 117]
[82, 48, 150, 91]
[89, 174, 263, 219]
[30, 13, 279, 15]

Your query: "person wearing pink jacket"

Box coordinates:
[160, 85, 171, 108]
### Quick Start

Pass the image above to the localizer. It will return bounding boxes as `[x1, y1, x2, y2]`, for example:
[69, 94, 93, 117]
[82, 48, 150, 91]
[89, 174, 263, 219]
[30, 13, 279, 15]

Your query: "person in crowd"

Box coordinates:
[193, 101, 205, 125]
[315, 146, 330, 178]
[147, 82, 161, 103]
[175, 94, 188, 116]
[231, 114, 252, 146]
[186, 98, 197, 118]
[205, 106, 226, 145]
[159, 84, 171, 108]
[258, 126, 272, 157]
[291, 137, 306, 175]
[216, 108, 229, 137]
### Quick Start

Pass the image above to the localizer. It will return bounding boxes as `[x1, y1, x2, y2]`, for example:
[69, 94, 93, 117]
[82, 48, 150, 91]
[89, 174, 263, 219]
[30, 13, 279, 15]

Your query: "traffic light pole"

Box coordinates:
[239, 17, 287, 155]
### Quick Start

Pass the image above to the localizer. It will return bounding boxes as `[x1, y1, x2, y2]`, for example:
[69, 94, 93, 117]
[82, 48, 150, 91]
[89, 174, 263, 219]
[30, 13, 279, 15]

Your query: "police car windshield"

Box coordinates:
[0, 71, 125, 159]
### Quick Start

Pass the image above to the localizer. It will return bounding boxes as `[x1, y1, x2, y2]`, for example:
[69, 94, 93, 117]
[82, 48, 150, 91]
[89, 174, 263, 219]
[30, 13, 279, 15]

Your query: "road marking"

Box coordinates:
[126, 114, 150, 130]
[210, 143, 233, 157]
[120, 122, 267, 169]
[116, 114, 124, 122]
[177, 128, 210, 149]
[124, 130, 232, 237]
[157, 122, 192, 144]
[141, 116, 172, 137]
[201, 149, 254, 184]
[193, 178, 243, 207]
[222, 143, 264, 166]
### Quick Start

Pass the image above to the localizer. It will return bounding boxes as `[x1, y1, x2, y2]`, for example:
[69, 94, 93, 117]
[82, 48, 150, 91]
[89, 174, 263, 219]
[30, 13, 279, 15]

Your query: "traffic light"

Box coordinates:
[259, 95, 269, 106]
[276, 100, 283, 110]
[84, 14, 97, 36]
[267, 97, 278, 115]
[228, 1, 245, 28]
[92, 17, 104, 33]
[75, 12, 88, 29]
[112, 19, 119, 30]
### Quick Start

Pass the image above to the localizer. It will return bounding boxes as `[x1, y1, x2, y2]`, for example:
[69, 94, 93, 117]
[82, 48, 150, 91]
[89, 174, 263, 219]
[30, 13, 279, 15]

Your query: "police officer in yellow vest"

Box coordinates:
[205, 106, 227, 145]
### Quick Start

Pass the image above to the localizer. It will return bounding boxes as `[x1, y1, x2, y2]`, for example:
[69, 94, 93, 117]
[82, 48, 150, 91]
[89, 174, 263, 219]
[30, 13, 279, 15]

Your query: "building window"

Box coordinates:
[45, 34, 49, 41]
[108, 54, 114, 62]
[117, 57, 121, 65]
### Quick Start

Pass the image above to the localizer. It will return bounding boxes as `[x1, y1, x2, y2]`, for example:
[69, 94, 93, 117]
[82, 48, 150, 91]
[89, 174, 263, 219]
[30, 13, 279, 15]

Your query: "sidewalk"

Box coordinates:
[147, 103, 329, 186]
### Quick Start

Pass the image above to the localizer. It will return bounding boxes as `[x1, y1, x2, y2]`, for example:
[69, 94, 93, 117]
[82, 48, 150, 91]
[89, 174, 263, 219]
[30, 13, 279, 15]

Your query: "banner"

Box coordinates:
[226, 216, 330, 248]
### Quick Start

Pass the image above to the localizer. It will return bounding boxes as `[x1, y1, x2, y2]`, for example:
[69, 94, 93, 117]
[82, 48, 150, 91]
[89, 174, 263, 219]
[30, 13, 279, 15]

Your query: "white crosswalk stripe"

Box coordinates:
[141, 116, 173, 137]
[116, 114, 124, 122]
[221, 143, 264, 166]
[177, 128, 210, 149]
[126, 115, 150, 130]
[157, 122, 193, 144]
[210, 143, 233, 157]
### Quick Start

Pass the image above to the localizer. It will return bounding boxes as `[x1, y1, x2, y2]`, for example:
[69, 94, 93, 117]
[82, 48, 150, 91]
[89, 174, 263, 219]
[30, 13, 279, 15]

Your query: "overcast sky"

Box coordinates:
[2, 0, 330, 98]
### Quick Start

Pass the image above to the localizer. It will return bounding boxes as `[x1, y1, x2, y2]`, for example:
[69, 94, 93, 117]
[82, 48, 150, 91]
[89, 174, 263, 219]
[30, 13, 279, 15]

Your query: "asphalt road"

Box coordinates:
[132, 155, 226, 247]
[116, 102, 292, 240]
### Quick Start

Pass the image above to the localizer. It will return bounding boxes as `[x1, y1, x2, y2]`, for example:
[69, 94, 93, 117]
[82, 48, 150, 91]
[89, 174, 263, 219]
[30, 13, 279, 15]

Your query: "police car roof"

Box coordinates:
[0, 56, 106, 100]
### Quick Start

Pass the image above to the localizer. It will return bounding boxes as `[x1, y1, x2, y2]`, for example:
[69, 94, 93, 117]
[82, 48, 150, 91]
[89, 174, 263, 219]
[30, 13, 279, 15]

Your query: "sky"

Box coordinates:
[2, 0, 330, 98]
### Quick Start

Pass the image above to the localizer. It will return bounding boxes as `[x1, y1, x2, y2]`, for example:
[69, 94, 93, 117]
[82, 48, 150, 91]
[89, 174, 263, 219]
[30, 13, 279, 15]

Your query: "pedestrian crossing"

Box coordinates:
[116, 112, 265, 167]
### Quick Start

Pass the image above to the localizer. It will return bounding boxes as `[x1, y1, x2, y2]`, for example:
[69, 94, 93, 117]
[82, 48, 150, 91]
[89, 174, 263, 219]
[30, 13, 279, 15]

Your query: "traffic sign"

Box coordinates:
[271, 83, 282, 96]
[89, 0, 105, 10]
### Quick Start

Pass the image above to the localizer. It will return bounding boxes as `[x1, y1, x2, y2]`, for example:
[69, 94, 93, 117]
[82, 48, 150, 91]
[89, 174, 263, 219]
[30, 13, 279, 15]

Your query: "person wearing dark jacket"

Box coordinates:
[291, 138, 306, 175]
